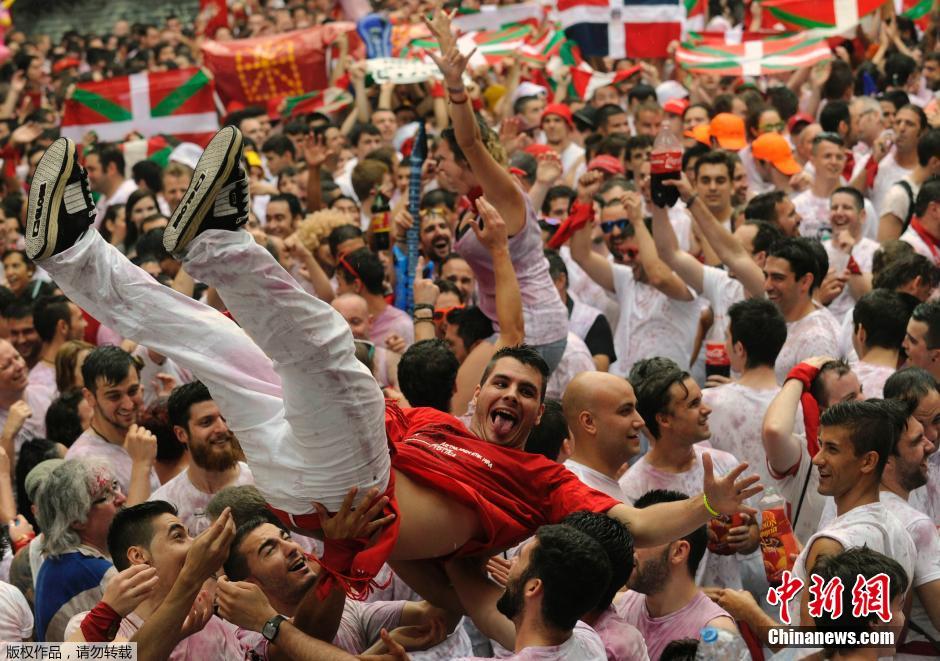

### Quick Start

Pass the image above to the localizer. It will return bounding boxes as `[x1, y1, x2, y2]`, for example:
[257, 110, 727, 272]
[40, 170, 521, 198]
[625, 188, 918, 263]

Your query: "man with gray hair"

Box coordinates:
[33, 459, 123, 641]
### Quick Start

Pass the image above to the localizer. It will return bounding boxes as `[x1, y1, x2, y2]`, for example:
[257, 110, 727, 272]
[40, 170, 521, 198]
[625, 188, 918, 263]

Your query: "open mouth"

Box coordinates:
[288, 556, 307, 573]
[433, 238, 449, 251]
[490, 408, 519, 436]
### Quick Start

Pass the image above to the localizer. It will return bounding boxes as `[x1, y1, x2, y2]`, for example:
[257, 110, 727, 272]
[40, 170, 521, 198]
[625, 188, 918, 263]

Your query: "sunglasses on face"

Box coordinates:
[760, 122, 785, 133]
[600, 218, 629, 233]
[434, 304, 465, 324]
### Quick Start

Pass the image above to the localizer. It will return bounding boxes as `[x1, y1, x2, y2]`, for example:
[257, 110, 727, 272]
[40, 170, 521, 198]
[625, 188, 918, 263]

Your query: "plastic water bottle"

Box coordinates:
[650, 120, 682, 208]
[694, 626, 750, 661]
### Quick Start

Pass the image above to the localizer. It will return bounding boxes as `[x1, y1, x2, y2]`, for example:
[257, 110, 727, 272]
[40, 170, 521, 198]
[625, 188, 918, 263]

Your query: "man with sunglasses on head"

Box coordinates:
[570, 173, 700, 377]
[336, 248, 414, 349]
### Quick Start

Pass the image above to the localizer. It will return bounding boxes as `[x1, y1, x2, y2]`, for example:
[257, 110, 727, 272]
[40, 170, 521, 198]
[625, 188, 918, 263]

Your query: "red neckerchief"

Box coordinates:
[842, 150, 855, 182]
[910, 217, 940, 263]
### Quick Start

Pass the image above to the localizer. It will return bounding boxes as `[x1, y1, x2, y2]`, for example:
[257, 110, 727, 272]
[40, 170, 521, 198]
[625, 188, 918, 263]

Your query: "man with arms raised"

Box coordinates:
[25, 126, 759, 612]
[149, 382, 253, 535]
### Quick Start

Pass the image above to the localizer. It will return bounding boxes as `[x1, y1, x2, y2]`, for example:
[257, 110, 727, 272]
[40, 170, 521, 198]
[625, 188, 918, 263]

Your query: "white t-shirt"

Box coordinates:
[822, 237, 880, 322]
[909, 450, 940, 526]
[619, 444, 756, 589]
[881, 177, 920, 228]
[28, 361, 57, 392]
[900, 224, 940, 265]
[701, 265, 745, 343]
[609, 263, 700, 377]
[564, 459, 627, 501]
[545, 333, 595, 401]
[560, 247, 620, 328]
[0, 581, 32, 642]
[456, 621, 606, 661]
[65, 428, 161, 496]
[559, 142, 586, 179]
[872, 151, 914, 218]
[789, 501, 916, 627]
[851, 361, 895, 399]
[149, 462, 255, 536]
[774, 307, 841, 383]
[703, 382, 783, 484]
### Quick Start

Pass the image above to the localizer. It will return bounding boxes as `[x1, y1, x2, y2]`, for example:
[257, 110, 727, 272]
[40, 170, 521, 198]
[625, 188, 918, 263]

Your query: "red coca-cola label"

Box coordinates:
[371, 211, 390, 233]
[705, 342, 730, 366]
[650, 150, 681, 175]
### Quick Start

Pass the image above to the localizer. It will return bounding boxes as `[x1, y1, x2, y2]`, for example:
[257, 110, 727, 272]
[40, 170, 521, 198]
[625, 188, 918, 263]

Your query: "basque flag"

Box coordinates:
[558, 0, 683, 59]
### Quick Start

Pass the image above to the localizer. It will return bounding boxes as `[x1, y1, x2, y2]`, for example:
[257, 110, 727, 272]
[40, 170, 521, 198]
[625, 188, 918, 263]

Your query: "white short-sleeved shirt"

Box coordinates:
[789, 501, 916, 627]
[822, 237, 880, 322]
[794, 191, 832, 240]
[560, 247, 620, 325]
[881, 178, 920, 227]
[701, 266, 745, 341]
[851, 361, 895, 399]
[65, 428, 161, 495]
[0, 581, 32, 642]
[703, 382, 785, 484]
[910, 451, 940, 526]
[455, 621, 607, 661]
[609, 264, 700, 378]
[149, 463, 255, 536]
[545, 333, 595, 401]
[564, 459, 627, 502]
[900, 224, 940, 265]
[872, 152, 914, 218]
[619, 444, 754, 589]
[774, 307, 841, 384]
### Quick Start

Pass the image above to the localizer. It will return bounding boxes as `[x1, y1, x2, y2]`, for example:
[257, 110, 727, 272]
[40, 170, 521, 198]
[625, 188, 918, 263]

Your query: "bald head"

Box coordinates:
[332, 293, 371, 340]
[562, 372, 644, 474]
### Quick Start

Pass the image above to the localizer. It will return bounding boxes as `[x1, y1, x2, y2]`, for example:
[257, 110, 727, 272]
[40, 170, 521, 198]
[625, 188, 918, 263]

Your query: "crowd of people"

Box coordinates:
[0, 0, 939, 659]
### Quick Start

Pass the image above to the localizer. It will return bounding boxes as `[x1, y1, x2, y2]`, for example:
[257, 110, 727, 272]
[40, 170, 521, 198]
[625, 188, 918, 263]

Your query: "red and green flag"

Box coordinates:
[280, 86, 354, 118]
[676, 32, 832, 75]
[759, 0, 888, 31]
[569, 64, 641, 100]
[62, 67, 219, 145]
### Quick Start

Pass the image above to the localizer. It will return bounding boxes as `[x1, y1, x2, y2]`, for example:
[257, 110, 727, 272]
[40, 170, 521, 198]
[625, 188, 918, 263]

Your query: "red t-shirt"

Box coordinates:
[386, 404, 621, 555]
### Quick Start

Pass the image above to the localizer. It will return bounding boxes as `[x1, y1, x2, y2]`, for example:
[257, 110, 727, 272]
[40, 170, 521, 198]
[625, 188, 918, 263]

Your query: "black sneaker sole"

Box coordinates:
[164, 126, 244, 255]
[26, 137, 75, 261]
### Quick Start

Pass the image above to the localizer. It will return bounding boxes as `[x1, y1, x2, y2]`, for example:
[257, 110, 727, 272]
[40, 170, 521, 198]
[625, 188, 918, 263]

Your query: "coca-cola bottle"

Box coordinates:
[650, 120, 682, 208]
[704, 321, 731, 379]
[759, 487, 800, 587]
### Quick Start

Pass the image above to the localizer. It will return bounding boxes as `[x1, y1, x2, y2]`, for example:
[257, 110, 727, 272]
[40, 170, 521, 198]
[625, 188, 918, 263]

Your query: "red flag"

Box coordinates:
[201, 25, 359, 107]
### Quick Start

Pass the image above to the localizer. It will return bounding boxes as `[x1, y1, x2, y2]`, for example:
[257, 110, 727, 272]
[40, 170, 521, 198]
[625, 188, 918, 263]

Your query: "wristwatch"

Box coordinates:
[262, 614, 287, 642]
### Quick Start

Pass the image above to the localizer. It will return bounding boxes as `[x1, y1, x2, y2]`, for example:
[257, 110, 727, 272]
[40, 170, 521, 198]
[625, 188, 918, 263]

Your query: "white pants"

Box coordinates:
[43, 230, 390, 514]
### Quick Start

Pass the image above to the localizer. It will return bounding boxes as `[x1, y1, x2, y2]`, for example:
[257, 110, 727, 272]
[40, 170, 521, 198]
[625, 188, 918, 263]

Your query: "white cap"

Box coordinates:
[656, 80, 689, 106]
[168, 143, 204, 170]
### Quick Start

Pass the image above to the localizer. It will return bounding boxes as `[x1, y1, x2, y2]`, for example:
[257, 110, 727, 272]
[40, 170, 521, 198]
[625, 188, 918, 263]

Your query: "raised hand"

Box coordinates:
[181, 508, 236, 584]
[702, 453, 762, 517]
[124, 424, 157, 467]
[215, 577, 278, 632]
[179, 589, 213, 639]
[423, 9, 473, 86]
[103, 564, 160, 616]
[472, 197, 509, 252]
[3, 400, 32, 438]
[302, 133, 333, 169]
[413, 256, 440, 307]
[621, 191, 644, 224]
[577, 170, 605, 202]
[660, 173, 695, 203]
[535, 152, 563, 185]
[313, 486, 395, 541]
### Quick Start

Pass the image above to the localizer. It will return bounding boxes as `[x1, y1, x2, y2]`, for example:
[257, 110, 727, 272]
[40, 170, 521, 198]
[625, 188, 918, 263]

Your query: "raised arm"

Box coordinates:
[569, 171, 615, 293]
[444, 557, 516, 650]
[667, 176, 764, 298]
[475, 197, 524, 348]
[623, 192, 693, 301]
[651, 204, 705, 293]
[132, 509, 235, 661]
[762, 378, 807, 476]
[608, 454, 762, 546]
[424, 10, 526, 235]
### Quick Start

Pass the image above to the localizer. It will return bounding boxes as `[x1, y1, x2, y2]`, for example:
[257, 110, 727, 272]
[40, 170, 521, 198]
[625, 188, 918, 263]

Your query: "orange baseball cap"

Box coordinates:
[752, 132, 801, 176]
[709, 113, 746, 151]
[684, 123, 711, 147]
